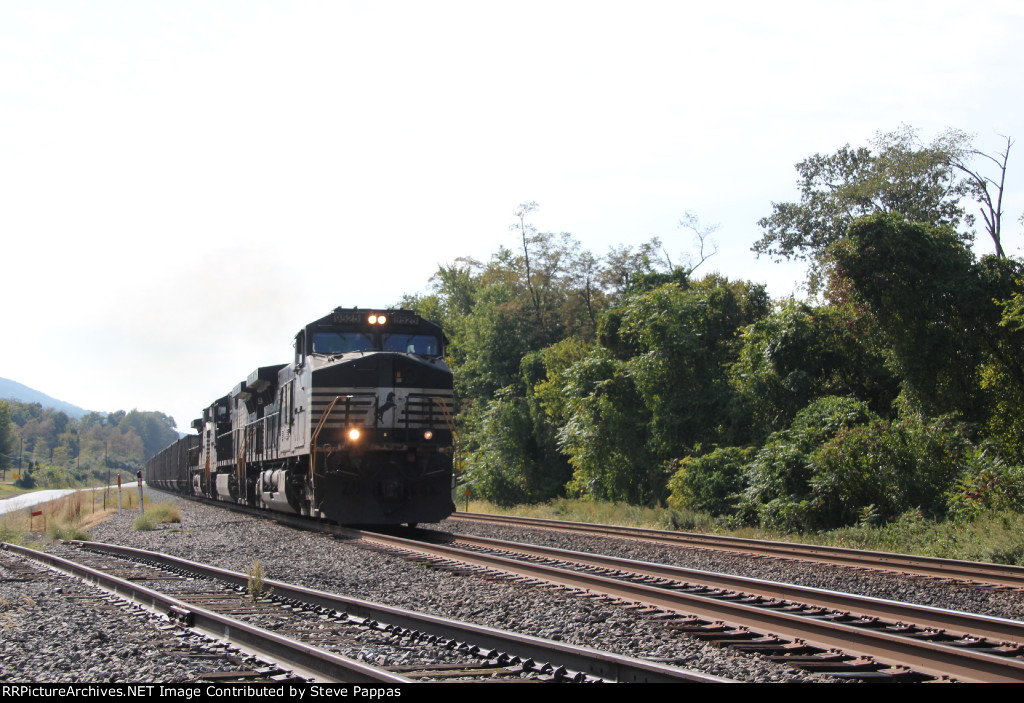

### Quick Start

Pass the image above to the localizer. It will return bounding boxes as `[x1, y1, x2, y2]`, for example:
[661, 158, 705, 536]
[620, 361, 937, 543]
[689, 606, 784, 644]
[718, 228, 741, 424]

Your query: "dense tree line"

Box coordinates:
[0, 400, 178, 488]
[408, 125, 1024, 531]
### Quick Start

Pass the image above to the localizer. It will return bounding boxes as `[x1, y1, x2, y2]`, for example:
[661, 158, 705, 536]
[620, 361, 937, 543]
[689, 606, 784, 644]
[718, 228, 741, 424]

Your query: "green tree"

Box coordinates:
[807, 415, 976, 527]
[668, 445, 755, 516]
[827, 213, 1023, 423]
[0, 401, 13, 473]
[609, 275, 770, 455]
[755, 125, 973, 286]
[558, 349, 654, 503]
[982, 280, 1024, 460]
[462, 386, 537, 506]
[559, 275, 769, 505]
[118, 410, 179, 460]
[730, 301, 896, 437]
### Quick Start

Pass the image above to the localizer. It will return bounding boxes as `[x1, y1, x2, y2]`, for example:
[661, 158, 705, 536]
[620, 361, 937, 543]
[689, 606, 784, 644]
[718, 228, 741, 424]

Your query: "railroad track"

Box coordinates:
[0, 550, 299, 683]
[449, 512, 1024, 590]
[345, 527, 1024, 683]
[73, 492, 1024, 682]
[1, 541, 726, 684]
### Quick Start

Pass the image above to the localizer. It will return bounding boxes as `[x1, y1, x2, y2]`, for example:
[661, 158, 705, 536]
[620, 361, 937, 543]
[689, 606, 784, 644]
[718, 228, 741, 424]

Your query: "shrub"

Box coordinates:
[946, 458, 1024, 522]
[132, 502, 182, 531]
[668, 446, 755, 516]
[806, 415, 973, 528]
[12, 474, 35, 489]
[738, 396, 877, 530]
[146, 502, 182, 524]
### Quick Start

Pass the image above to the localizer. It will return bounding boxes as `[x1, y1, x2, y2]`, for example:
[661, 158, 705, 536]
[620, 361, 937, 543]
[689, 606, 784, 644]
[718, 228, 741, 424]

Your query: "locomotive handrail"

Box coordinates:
[431, 395, 462, 478]
[310, 394, 347, 506]
[236, 425, 250, 491]
[431, 395, 456, 437]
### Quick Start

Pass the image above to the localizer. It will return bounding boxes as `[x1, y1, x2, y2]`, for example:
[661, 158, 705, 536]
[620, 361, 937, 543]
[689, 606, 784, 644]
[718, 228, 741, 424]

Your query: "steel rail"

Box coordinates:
[447, 532, 1024, 646]
[1, 542, 409, 684]
[69, 540, 729, 684]
[450, 512, 1024, 589]
[349, 530, 1024, 683]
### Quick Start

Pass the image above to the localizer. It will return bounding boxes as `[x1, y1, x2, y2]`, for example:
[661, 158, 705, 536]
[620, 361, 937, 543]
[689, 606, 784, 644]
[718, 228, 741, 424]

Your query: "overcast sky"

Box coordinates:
[2, 1, 1021, 433]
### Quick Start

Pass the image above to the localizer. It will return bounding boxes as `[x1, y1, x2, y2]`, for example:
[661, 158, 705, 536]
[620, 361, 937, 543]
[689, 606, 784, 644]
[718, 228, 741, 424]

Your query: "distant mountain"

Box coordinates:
[0, 377, 98, 419]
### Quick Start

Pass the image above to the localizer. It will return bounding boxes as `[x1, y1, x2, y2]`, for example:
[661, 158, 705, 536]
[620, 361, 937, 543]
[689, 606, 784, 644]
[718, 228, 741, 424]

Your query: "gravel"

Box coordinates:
[5, 494, 1022, 683]
[445, 518, 1024, 622]
[0, 570, 265, 682]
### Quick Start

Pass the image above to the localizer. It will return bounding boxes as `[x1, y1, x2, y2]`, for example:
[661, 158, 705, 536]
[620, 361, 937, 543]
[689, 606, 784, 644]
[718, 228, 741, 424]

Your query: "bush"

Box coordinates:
[946, 459, 1024, 522]
[146, 502, 182, 524]
[0, 520, 27, 544]
[806, 415, 973, 528]
[738, 396, 877, 530]
[667, 446, 755, 516]
[12, 474, 35, 489]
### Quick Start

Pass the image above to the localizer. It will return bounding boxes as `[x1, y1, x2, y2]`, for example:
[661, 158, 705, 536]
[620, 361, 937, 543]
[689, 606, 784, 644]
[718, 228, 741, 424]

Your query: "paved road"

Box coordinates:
[0, 483, 141, 516]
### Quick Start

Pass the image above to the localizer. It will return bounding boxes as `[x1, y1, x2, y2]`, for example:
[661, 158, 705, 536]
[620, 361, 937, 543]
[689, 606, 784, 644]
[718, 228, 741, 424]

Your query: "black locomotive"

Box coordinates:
[147, 307, 456, 526]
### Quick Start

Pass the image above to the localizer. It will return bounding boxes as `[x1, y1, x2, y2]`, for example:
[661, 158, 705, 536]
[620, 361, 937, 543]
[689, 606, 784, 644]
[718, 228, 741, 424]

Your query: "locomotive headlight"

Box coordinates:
[377, 314, 387, 325]
[348, 428, 361, 441]
[423, 430, 433, 441]
[367, 314, 387, 325]
[368, 315, 378, 324]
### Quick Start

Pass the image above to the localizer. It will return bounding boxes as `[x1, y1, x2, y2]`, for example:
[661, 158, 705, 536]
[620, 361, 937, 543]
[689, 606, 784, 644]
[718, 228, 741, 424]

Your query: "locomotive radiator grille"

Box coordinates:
[310, 391, 375, 428]
[311, 388, 453, 429]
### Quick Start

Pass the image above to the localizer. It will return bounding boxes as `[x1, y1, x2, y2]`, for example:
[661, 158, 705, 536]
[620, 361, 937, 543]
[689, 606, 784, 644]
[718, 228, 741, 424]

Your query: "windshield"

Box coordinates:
[311, 332, 375, 355]
[382, 333, 441, 356]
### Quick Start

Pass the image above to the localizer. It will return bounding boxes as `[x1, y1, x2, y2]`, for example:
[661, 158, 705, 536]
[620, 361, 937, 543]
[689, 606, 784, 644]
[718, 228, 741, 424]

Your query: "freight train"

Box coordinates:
[146, 307, 456, 526]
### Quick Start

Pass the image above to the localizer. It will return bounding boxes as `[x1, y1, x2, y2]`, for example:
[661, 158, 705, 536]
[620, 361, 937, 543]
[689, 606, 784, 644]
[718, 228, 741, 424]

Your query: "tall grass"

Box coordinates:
[461, 498, 1024, 565]
[461, 497, 683, 529]
[0, 489, 110, 545]
[133, 502, 182, 531]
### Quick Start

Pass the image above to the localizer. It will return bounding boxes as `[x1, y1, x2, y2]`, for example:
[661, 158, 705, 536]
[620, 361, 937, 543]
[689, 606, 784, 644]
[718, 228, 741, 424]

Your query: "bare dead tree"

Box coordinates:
[949, 134, 1014, 258]
[512, 201, 543, 323]
[677, 211, 720, 275]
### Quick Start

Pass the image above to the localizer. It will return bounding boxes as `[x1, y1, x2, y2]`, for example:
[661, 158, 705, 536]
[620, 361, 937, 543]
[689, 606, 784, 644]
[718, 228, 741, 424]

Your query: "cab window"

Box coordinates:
[382, 333, 441, 356]
[311, 332, 375, 354]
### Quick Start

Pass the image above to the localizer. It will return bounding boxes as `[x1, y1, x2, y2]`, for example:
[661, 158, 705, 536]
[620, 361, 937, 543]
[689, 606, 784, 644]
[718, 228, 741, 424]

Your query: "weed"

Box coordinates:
[247, 559, 273, 602]
[0, 593, 33, 633]
[133, 513, 157, 531]
[147, 503, 182, 524]
[0, 520, 27, 545]
[0, 613, 18, 634]
[47, 524, 89, 541]
[133, 502, 182, 531]
[462, 498, 1024, 566]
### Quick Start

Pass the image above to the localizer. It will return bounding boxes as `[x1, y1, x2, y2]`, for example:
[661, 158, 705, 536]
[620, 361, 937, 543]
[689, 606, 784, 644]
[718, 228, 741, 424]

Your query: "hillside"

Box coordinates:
[0, 377, 96, 419]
